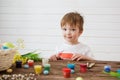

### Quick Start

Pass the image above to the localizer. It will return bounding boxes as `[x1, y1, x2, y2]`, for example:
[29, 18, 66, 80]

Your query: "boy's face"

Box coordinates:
[61, 24, 82, 44]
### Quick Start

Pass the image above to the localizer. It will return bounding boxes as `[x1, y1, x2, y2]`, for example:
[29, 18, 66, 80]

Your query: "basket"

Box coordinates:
[0, 49, 16, 71]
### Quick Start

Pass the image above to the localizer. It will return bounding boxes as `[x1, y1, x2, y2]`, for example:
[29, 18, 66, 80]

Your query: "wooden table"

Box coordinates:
[0, 60, 120, 80]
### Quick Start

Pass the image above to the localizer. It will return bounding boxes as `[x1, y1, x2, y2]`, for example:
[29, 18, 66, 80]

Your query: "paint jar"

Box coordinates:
[16, 60, 22, 68]
[44, 64, 51, 71]
[104, 65, 111, 73]
[80, 64, 87, 73]
[28, 60, 34, 67]
[42, 58, 49, 67]
[62, 68, 71, 78]
[67, 63, 75, 70]
[34, 65, 42, 74]
[117, 69, 120, 78]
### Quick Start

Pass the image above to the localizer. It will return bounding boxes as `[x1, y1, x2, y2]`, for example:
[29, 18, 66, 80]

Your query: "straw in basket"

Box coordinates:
[0, 49, 16, 71]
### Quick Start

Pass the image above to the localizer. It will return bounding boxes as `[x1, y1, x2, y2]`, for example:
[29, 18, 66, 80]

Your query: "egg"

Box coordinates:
[71, 69, 75, 74]
[3, 42, 15, 48]
[43, 70, 49, 75]
[76, 77, 83, 80]
[23, 64, 29, 69]
[2, 46, 9, 49]
[6, 69, 13, 73]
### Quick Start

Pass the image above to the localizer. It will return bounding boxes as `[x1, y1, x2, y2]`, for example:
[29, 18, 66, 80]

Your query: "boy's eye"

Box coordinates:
[71, 29, 76, 31]
[62, 28, 67, 31]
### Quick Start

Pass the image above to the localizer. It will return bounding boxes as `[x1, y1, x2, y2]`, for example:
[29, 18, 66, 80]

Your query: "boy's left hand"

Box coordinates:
[71, 54, 86, 61]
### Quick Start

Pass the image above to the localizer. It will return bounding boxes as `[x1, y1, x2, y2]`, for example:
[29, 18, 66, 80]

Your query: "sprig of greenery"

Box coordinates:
[21, 51, 42, 62]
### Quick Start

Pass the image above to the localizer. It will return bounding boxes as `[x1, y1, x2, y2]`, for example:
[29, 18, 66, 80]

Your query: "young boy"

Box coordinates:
[50, 12, 94, 61]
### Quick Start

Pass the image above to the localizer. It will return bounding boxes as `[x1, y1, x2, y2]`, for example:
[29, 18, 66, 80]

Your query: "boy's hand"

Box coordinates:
[71, 54, 87, 61]
[50, 54, 62, 61]
[71, 54, 94, 61]
[49, 55, 58, 61]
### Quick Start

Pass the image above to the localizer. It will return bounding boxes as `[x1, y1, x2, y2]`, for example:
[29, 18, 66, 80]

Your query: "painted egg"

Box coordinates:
[6, 69, 13, 73]
[43, 70, 49, 75]
[3, 42, 15, 48]
[23, 64, 29, 69]
[76, 77, 83, 80]
[2, 46, 9, 49]
[71, 69, 75, 74]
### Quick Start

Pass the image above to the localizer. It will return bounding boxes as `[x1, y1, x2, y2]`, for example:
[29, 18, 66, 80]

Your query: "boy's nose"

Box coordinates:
[66, 30, 71, 34]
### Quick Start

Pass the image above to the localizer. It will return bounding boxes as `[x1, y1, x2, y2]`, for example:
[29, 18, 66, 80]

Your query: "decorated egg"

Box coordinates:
[3, 42, 15, 48]
[2, 46, 9, 49]
[71, 69, 75, 74]
[76, 77, 83, 80]
[6, 69, 13, 73]
[43, 70, 49, 75]
[23, 64, 29, 69]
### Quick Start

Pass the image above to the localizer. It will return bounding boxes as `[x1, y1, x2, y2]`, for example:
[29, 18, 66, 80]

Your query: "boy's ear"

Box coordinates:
[79, 31, 83, 36]
[79, 31, 83, 34]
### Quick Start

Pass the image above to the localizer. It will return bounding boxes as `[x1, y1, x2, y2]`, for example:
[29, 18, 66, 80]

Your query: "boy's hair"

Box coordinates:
[61, 12, 84, 31]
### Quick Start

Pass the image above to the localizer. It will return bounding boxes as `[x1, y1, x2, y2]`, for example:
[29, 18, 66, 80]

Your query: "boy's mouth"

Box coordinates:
[67, 36, 72, 39]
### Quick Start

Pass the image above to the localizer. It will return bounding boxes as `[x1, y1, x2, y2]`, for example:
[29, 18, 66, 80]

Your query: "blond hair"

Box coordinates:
[61, 12, 84, 31]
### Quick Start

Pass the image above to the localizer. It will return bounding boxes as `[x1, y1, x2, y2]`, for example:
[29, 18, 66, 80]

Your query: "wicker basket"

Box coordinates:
[0, 49, 16, 71]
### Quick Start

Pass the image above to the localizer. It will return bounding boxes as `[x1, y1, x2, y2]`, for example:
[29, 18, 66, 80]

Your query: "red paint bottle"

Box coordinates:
[62, 68, 71, 78]
[28, 60, 34, 67]
[80, 64, 87, 73]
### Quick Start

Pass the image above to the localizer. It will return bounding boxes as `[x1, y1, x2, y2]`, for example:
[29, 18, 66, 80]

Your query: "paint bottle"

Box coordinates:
[16, 60, 22, 68]
[80, 64, 87, 73]
[67, 63, 75, 70]
[28, 60, 34, 67]
[117, 69, 120, 78]
[62, 68, 71, 78]
[44, 64, 51, 71]
[104, 65, 111, 72]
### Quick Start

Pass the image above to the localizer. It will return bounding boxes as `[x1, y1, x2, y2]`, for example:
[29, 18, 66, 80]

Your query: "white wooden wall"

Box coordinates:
[0, 0, 120, 61]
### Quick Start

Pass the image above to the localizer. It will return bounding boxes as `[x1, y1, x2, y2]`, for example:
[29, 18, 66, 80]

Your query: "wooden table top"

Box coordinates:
[0, 60, 120, 80]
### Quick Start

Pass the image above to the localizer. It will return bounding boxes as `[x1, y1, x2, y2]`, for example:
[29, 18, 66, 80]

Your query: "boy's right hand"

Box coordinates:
[49, 55, 58, 61]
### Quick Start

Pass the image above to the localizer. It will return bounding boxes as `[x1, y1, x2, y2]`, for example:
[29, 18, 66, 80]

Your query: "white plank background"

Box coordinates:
[0, 0, 120, 61]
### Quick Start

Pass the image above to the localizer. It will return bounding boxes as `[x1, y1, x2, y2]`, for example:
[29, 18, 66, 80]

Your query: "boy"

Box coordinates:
[50, 12, 94, 61]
